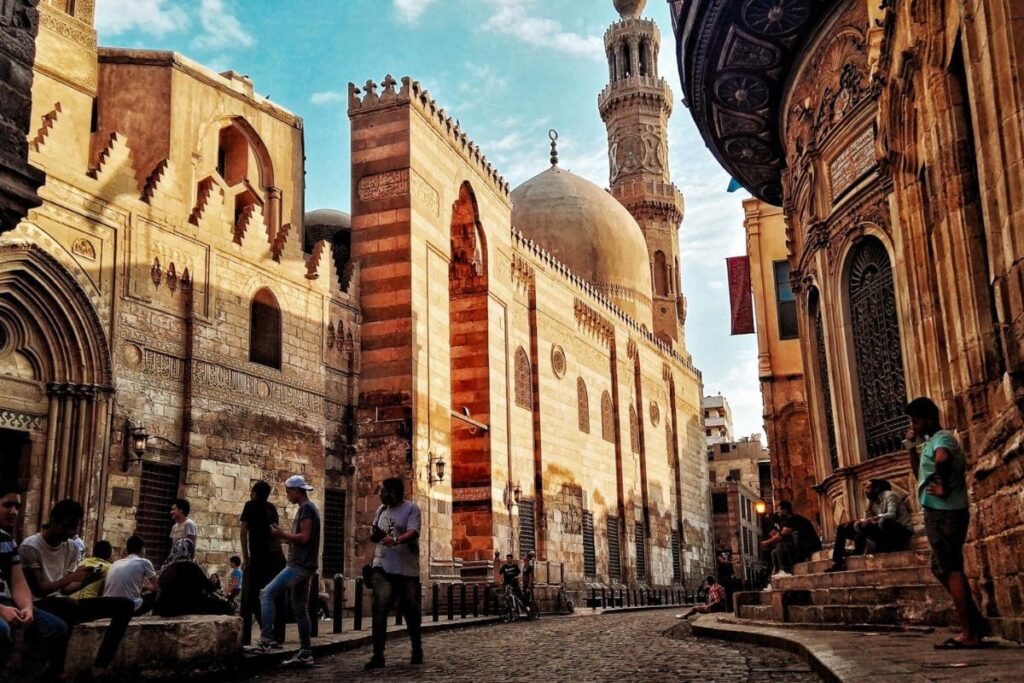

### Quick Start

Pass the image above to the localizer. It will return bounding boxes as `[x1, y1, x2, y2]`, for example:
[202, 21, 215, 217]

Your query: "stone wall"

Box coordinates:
[1, 5, 359, 576]
[347, 76, 712, 589]
[0, 0, 44, 230]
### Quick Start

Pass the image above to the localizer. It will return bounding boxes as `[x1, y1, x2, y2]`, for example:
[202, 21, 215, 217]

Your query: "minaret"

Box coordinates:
[600, 0, 686, 345]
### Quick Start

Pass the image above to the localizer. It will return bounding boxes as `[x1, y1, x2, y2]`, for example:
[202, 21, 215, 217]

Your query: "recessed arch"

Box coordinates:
[249, 287, 282, 369]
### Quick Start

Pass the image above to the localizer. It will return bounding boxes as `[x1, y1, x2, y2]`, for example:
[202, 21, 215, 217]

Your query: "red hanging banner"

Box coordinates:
[726, 256, 754, 335]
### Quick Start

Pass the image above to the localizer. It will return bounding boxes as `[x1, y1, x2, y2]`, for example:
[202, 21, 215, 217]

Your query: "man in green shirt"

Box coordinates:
[905, 397, 989, 648]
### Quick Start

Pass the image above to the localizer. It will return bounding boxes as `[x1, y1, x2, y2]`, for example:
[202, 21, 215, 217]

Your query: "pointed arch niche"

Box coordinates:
[0, 241, 113, 535]
[448, 181, 493, 563]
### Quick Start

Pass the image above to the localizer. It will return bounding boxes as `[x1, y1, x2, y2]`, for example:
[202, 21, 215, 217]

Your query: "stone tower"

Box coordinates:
[600, 0, 686, 345]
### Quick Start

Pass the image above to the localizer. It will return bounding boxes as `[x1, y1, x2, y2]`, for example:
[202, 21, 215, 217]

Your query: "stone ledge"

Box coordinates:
[66, 615, 241, 680]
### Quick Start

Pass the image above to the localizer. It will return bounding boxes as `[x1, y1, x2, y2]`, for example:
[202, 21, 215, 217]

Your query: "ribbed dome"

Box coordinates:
[511, 166, 653, 327]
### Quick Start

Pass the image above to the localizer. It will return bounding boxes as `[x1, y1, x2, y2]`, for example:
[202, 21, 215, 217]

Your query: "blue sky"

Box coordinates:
[95, 0, 763, 440]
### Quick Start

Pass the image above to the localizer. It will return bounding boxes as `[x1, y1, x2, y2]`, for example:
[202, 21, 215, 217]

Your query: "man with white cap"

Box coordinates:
[249, 474, 320, 668]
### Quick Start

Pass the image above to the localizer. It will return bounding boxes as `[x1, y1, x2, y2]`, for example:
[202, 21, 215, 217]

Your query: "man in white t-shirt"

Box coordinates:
[104, 535, 158, 615]
[20, 499, 135, 680]
[169, 498, 198, 562]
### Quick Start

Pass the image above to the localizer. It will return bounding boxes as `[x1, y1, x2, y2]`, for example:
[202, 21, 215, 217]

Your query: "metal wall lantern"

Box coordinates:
[123, 420, 148, 471]
[754, 499, 767, 516]
[427, 450, 446, 485]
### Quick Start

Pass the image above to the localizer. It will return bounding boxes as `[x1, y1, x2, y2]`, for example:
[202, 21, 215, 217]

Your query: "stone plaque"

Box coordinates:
[110, 487, 134, 507]
[357, 169, 409, 202]
[829, 127, 875, 200]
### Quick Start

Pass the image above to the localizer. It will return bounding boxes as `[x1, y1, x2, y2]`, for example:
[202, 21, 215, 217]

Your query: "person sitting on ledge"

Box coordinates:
[759, 501, 821, 576]
[154, 539, 233, 617]
[680, 576, 727, 618]
[826, 479, 913, 573]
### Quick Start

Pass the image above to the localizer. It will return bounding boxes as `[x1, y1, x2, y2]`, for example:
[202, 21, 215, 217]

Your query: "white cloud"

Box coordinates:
[394, 0, 439, 24]
[95, 0, 188, 36]
[310, 91, 345, 106]
[192, 0, 255, 51]
[484, 2, 603, 60]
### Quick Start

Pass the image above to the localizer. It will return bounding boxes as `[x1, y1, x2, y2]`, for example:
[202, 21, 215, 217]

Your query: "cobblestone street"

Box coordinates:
[252, 611, 819, 682]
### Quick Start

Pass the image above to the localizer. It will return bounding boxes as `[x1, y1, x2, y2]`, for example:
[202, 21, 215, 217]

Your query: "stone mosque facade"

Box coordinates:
[0, 0, 711, 592]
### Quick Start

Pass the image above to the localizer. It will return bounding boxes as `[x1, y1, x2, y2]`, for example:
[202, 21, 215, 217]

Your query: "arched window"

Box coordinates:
[601, 391, 614, 443]
[654, 251, 668, 296]
[577, 378, 590, 433]
[810, 288, 838, 470]
[250, 287, 281, 369]
[620, 43, 631, 78]
[847, 238, 906, 458]
[629, 405, 640, 453]
[514, 347, 532, 409]
[638, 40, 649, 77]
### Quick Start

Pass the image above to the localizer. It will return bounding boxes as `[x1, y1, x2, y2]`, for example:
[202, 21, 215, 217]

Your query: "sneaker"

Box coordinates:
[761, 583, 772, 592]
[364, 656, 385, 670]
[411, 650, 424, 665]
[771, 570, 792, 578]
[245, 640, 281, 654]
[283, 650, 314, 667]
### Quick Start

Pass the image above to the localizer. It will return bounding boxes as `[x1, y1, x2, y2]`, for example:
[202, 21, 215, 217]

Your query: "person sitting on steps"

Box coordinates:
[759, 501, 821, 576]
[827, 479, 913, 572]
[680, 576, 727, 618]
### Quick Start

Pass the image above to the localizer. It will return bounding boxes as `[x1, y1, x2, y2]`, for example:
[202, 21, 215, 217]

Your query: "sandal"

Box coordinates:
[934, 637, 984, 650]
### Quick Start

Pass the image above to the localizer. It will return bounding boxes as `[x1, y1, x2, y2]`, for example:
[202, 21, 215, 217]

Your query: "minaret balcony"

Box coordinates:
[598, 76, 673, 116]
[611, 179, 684, 216]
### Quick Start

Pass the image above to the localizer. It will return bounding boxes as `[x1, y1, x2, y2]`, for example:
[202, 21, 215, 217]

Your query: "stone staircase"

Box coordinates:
[733, 549, 957, 628]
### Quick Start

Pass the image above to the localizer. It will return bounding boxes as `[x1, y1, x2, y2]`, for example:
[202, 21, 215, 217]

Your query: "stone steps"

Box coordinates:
[731, 551, 956, 629]
[793, 549, 931, 575]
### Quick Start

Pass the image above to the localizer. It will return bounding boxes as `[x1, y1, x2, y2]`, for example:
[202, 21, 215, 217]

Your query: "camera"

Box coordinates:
[369, 525, 386, 543]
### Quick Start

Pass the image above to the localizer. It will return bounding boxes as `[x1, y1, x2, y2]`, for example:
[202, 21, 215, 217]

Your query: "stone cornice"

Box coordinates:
[670, 0, 842, 204]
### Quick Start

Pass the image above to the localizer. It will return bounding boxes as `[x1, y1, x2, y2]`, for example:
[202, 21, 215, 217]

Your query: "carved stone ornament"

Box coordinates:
[72, 238, 96, 261]
[150, 257, 162, 286]
[551, 345, 566, 378]
[649, 401, 660, 426]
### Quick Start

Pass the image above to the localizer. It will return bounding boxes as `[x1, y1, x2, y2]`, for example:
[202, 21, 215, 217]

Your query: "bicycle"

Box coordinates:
[501, 584, 522, 623]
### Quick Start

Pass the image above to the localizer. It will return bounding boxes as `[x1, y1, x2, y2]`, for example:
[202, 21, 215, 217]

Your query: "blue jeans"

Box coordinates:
[259, 565, 312, 650]
[0, 600, 68, 680]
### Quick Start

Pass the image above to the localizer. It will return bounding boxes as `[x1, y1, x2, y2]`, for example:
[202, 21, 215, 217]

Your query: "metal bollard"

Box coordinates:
[308, 573, 320, 638]
[483, 585, 491, 616]
[354, 577, 364, 631]
[333, 574, 344, 634]
[591, 587, 597, 610]
[625, 588, 631, 607]
[601, 588, 607, 609]
[447, 583, 454, 621]
[473, 585, 479, 617]
[460, 583, 467, 619]
[432, 583, 440, 622]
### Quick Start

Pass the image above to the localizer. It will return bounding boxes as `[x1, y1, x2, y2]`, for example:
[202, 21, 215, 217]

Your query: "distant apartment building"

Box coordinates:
[709, 434, 772, 586]
[703, 394, 734, 446]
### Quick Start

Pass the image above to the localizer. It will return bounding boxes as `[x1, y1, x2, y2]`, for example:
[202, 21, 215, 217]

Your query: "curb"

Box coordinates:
[597, 603, 697, 615]
[240, 616, 501, 673]
[690, 615, 843, 683]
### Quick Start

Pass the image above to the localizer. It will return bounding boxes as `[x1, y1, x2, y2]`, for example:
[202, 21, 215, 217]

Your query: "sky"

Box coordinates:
[94, 0, 764, 441]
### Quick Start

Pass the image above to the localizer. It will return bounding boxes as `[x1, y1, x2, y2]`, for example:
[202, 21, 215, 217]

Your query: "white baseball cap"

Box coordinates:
[284, 475, 314, 491]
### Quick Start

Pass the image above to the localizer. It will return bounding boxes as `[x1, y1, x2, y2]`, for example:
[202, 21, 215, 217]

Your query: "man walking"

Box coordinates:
[905, 397, 989, 648]
[365, 477, 422, 670]
[249, 475, 320, 668]
[827, 479, 913, 572]
[19, 500, 135, 680]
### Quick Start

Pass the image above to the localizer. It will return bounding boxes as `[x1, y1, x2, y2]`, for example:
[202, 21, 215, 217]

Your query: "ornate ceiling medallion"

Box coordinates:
[742, 0, 811, 36]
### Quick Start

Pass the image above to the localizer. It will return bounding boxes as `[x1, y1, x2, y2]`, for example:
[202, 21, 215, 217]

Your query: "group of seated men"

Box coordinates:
[0, 487, 230, 681]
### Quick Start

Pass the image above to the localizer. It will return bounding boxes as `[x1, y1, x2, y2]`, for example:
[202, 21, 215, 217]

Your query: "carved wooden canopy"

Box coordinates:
[669, 0, 840, 204]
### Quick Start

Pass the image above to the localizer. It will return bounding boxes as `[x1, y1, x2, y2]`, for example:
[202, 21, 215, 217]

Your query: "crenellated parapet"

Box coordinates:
[348, 75, 510, 199]
[598, 76, 673, 120]
[511, 228, 699, 378]
[611, 178, 684, 223]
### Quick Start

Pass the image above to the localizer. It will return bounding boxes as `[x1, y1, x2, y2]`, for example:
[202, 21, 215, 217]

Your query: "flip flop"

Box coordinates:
[934, 637, 986, 650]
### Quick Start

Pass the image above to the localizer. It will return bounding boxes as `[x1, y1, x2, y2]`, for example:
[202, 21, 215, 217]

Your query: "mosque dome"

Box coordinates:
[303, 208, 350, 253]
[614, 0, 647, 18]
[511, 165, 653, 327]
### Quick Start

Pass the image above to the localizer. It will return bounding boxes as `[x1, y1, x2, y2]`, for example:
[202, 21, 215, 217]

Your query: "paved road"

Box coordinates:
[252, 610, 820, 682]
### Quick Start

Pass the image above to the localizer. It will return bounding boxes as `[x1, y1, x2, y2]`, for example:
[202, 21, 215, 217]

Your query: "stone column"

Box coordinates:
[41, 382, 63, 522]
[0, 0, 45, 231]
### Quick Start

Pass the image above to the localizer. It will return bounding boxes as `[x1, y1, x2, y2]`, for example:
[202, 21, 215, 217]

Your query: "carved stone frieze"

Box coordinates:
[0, 408, 43, 431]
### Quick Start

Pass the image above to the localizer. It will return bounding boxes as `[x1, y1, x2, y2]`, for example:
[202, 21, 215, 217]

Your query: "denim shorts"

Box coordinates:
[923, 507, 969, 578]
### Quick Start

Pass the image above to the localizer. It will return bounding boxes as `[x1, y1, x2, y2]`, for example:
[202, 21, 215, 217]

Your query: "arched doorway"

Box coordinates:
[0, 239, 112, 536]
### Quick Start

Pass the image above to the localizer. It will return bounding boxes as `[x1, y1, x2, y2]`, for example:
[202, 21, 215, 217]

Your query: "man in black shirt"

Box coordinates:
[499, 554, 526, 614]
[239, 481, 286, 631]
[521, 551, 536, 617]
[760, 501, 821, 575]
